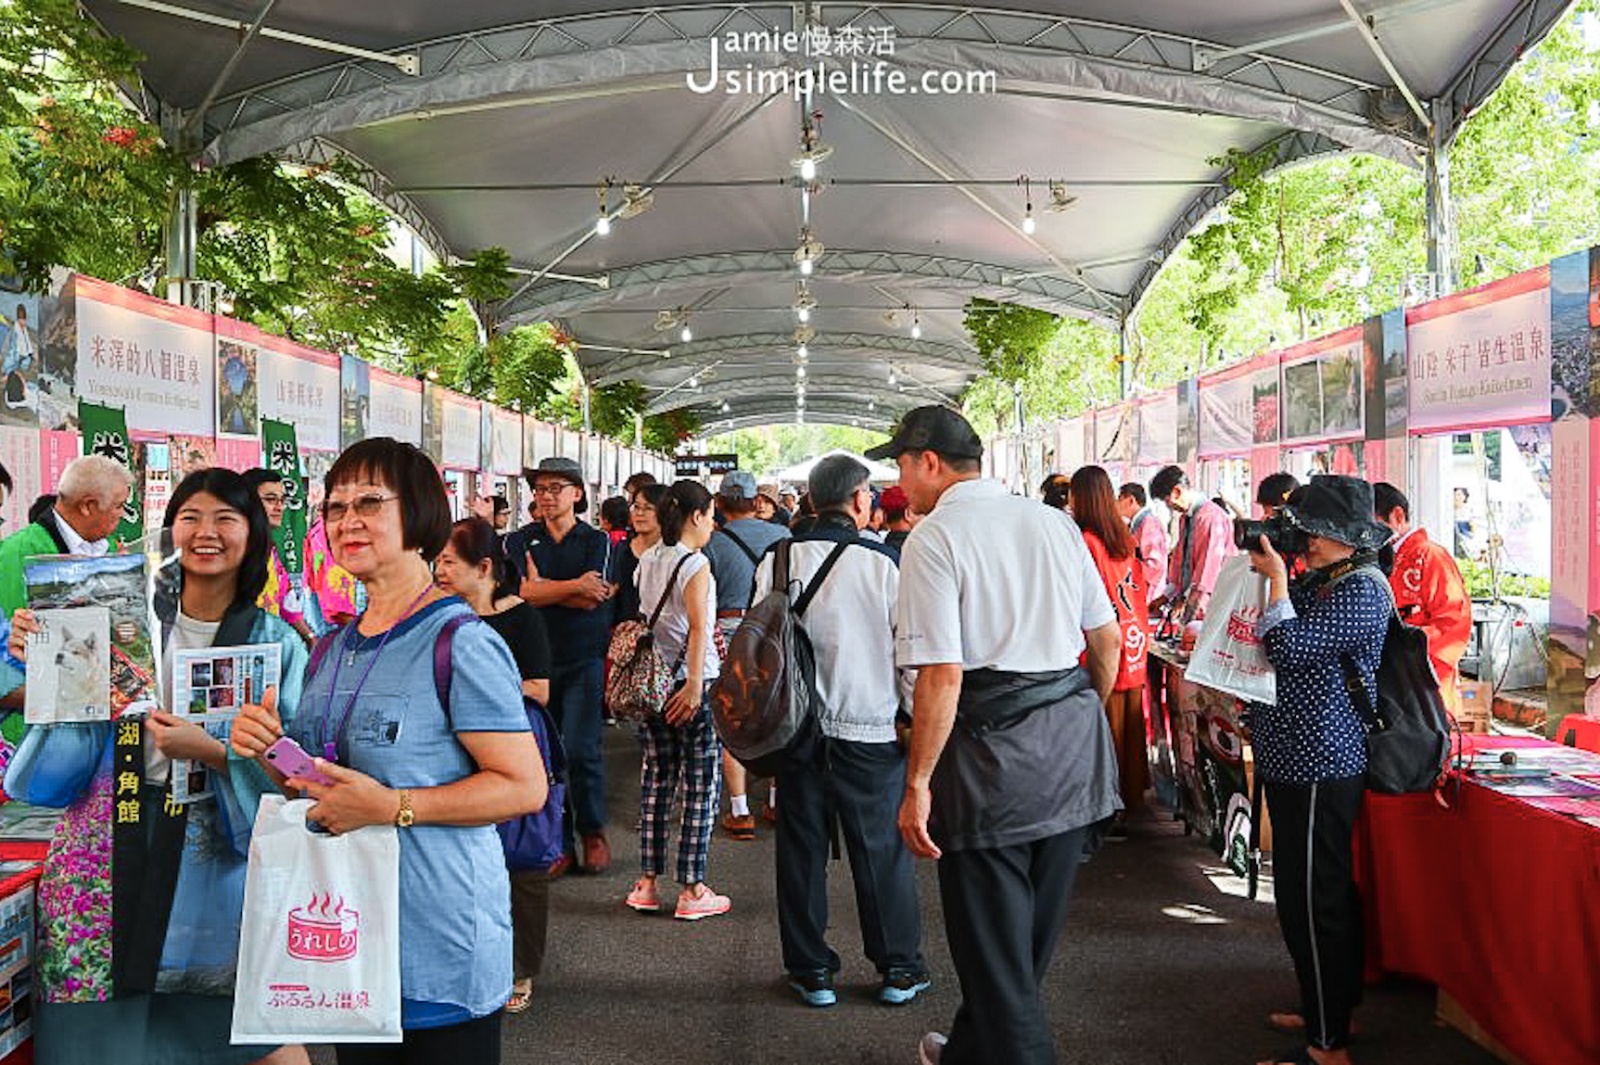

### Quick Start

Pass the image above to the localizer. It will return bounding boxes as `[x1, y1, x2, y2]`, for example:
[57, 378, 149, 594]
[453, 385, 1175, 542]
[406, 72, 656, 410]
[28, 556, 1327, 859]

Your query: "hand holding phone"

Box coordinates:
[263, 736, 337, 787]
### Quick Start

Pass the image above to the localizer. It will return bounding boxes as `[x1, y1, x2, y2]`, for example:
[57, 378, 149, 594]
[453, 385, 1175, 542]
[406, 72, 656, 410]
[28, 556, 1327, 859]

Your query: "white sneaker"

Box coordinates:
[918, 1031, 947, 1065]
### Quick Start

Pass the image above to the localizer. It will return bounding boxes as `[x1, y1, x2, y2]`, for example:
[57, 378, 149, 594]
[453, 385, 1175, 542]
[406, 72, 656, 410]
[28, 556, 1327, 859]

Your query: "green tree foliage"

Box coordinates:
[963, 298, 1061, 383]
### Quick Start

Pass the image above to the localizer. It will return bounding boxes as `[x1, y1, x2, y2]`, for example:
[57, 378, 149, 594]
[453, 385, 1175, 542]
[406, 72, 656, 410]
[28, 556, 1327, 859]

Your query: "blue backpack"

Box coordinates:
[307, 612, 566, 872]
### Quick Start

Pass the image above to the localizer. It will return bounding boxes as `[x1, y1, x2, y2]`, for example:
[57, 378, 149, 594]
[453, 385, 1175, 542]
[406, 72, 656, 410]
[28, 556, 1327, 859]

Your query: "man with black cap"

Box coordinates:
[510, 456, 616, 874]
[871, 406, 1122, 1065]
[702, 469, 790, 837]
[1246, 475, 1391, 1065]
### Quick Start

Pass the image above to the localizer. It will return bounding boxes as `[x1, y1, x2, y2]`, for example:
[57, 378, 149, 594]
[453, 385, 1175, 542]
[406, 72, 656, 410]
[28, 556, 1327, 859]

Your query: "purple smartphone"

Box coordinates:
[263, 737, 337, 786]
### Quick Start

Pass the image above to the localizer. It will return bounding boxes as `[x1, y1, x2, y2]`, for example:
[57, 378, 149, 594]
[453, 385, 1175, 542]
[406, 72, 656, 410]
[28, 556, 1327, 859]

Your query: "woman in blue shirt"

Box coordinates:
[232, 438, 545, 1064]
[1247, 476, 1391, 1065]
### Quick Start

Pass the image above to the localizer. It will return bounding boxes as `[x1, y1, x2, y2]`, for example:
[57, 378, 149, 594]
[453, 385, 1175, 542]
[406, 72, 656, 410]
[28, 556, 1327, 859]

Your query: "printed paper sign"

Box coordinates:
[1137, 389, 1178, 465]
[171, 642, 280, 803]
[234, 319, 341, 453]
[1198, 364, 1254, 456]
[1406, 267, 1552, 432]
[74, 277, 215, 436]
[368, 367, 421, 446]
[439, 390, 480, 470]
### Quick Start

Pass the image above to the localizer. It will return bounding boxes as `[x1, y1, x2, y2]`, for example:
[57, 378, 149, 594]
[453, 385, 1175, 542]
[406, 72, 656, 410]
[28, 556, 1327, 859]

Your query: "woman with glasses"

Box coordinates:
[610, 484, 666, 626]
[242, 468, 313, 643]
[7, 468, 311, 1065]
[231, 438, 546, 1064]
[623, 480, 731, 921]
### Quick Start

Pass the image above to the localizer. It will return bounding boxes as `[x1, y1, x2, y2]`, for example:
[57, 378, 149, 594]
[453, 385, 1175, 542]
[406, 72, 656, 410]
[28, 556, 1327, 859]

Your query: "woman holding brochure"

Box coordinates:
[230, 438, 543, 1064]
[6, 467, 310, 1065]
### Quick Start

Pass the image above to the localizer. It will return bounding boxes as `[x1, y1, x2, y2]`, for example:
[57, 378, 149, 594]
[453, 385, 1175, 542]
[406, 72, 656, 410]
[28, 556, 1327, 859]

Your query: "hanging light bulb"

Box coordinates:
[1020, 175, 1036, 234]
[687, 375, 699, 389]
[720, 400, 730, 413]
[797, 306, 811, 323]
[796, 365, 806, 379]
[868, 398, 875, 411]
[800, 156, 817, 182]
[799, 257, 814, 276]
[1022, 207, 1036, 235]
[911, 313, 922, 340]
[797, 343, 808, 360]
[680, 323, 692, 344]
[595, 180, 612, 236]
[887, 368, 897, 387]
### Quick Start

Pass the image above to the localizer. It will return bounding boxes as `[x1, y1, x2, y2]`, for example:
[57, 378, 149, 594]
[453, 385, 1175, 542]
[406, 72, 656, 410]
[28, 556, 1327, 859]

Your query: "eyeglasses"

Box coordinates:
[258, 494, 285, 506]
[323, 494, 397, 523]
[532, 483, 575, 496]
[629, 502, 654, 513]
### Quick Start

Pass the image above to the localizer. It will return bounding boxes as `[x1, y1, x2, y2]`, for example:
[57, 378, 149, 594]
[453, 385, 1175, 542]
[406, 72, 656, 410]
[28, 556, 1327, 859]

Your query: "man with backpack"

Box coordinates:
[703, 470, 790, 839]
[1245, 475, 1392, 1065]
[877, 407, 1121, 1065]
[749, 454, 928, 1010]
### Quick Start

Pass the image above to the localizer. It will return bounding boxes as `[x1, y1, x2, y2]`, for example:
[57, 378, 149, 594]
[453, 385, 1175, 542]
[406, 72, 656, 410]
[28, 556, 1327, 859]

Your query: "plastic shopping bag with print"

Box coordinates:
[231, 795, 402, 1043]
[1183, 555, 1276, 704]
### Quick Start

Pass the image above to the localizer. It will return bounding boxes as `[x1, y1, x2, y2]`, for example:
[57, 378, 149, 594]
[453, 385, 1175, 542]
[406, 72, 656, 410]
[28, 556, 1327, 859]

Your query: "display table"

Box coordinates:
[1361, 734, 1600, 1065]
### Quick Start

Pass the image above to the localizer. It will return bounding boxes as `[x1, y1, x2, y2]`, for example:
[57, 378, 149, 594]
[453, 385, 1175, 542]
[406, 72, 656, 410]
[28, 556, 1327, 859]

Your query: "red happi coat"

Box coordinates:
[1389, 527, 1472, 714]
[1082, 530, 1150, 691]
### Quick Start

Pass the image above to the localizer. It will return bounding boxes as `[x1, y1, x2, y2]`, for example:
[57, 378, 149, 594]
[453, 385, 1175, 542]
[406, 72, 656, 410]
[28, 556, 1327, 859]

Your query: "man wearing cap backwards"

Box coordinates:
[701, 470, 790, 838]
[1246, 475, 1391, 1065]
[874, 405, 1122, 1065]
[510, 456, 616, 875]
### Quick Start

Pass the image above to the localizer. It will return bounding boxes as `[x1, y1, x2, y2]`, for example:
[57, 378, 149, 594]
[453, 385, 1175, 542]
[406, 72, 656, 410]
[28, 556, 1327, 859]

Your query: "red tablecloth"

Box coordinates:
[1361, 734, 1600, 1065]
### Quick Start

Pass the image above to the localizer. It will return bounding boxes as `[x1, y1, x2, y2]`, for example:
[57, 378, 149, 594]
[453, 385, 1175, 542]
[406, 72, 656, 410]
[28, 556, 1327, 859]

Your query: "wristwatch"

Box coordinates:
[395, 789, 415, 828]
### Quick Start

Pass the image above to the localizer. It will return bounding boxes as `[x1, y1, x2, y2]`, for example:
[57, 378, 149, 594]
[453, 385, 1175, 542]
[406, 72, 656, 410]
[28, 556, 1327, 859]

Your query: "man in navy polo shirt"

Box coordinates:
[511, 456, 615, 873]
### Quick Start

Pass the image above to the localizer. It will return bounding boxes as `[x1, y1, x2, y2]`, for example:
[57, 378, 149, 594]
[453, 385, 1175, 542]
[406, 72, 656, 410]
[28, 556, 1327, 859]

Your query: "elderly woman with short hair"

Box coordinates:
[232, 437, 546, 1064]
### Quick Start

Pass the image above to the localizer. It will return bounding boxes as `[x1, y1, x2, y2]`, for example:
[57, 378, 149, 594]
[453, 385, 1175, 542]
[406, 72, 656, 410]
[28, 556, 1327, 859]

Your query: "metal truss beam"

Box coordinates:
[199, 3, 1422, 167]
[278, 138, 453, 264]
[695, 397, 905, 433]
[591, 331, 976, 385]
[646, 371, 946, 415]
[1435, 0, 1572, 146]
[1125, 128, 1348, 316]
[507, 249, 1120, 328]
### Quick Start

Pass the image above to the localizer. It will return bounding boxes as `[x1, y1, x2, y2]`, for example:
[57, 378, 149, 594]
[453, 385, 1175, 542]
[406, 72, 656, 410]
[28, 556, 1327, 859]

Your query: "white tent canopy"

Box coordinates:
[773, 450, 899, 484]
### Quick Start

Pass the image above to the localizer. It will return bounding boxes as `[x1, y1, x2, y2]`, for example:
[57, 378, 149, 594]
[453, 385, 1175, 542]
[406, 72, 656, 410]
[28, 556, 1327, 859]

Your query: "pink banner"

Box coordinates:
[1405, 267, 1552, 432]
[41, 429, 79, 496]
[214, 437, 261, 472]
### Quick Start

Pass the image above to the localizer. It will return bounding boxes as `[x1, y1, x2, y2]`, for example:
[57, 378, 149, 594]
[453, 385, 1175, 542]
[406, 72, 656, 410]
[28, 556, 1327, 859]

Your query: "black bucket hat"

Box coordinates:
[525, 456, 588, 515]
[1283, 475, 1390, 550]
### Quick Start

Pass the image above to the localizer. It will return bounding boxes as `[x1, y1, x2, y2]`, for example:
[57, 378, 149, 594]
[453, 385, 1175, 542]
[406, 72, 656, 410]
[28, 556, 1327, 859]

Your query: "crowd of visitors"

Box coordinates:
[0, 399, 1480, 1065]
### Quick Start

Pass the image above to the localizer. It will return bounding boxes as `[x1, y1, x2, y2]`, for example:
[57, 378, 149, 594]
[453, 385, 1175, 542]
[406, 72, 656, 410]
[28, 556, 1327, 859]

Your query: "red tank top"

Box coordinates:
[1082, 530, 1150, 691]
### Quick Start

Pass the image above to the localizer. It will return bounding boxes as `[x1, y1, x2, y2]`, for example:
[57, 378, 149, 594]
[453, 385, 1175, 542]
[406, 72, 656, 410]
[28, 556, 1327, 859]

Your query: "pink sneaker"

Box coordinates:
[673, 884, 731, 921]
[625, 877, 660, 913]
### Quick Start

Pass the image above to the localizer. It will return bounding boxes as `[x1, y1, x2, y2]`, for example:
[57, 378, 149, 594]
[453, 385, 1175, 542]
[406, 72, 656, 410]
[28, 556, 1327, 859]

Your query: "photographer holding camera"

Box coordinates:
[1243, 476, 1391, 1065]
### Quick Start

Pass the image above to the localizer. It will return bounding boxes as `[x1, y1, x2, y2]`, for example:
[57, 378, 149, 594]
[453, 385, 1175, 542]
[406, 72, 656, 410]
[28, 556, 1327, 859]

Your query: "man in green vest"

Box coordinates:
[0, 453, 133, 618]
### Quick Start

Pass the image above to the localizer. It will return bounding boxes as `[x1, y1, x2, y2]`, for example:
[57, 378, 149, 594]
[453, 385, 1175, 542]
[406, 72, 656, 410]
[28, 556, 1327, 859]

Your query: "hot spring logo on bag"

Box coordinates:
[287, 891, 359, 962]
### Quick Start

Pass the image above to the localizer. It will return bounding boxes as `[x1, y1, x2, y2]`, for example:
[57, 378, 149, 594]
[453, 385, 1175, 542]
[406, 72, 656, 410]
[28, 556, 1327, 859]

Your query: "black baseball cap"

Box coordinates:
[865, 405, 984, 462]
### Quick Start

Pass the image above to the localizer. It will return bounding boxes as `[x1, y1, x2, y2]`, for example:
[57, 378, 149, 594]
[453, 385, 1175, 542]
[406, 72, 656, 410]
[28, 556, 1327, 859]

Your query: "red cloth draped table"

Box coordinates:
[1359, 734, 1600, 1065]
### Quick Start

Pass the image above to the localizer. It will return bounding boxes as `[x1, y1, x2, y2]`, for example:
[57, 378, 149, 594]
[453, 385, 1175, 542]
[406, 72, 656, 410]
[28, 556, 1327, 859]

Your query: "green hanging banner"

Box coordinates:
[78, 400, 144, 544]
[261, 418, 307, 575]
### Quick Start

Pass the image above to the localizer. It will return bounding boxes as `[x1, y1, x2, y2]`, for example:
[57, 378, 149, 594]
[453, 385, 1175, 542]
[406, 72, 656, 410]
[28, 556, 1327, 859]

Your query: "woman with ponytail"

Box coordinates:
[624, 480, 731, 921]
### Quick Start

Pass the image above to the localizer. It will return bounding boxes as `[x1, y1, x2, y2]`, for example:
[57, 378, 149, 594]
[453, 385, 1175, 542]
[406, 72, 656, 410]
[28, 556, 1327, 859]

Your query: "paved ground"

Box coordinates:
[315, 726, 1500, 1065]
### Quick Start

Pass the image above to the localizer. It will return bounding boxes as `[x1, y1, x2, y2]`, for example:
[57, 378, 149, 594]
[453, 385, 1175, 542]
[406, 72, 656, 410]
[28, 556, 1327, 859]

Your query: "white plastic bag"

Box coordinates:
[1184, 555, 1276, 704]
[231, 795, 402, 1044]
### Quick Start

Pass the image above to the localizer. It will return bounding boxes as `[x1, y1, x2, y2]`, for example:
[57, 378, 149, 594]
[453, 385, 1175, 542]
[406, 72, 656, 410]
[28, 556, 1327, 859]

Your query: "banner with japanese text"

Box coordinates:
[222, 318, 342, 453]
[439, 389, 480, 470]
[1094, 404, 1132, 468]
[1405, 266, 1552, 433]
[79, 400, 143, 542]
[491, 407, 522, 475]
[1136, 388, 1178, 466]
[368, 367, 422, 446]
[1056, 418, 1084, 472]
[261, 419, 307, 576]
[74, 276, 215, 437]
[1278, 326, 1364, 444]
[0, 427, 40, 532]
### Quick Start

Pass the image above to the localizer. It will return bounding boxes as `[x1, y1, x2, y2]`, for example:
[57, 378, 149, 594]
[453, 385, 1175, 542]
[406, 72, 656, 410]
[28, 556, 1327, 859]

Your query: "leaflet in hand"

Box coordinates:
[171, 642, 280, 803]
[23, 607, 112, 725]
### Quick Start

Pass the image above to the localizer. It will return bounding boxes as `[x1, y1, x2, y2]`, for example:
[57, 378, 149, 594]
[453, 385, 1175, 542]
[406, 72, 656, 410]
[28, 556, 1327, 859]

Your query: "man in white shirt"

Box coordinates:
[868, 406, 1121, 1065]
[751, 454, 927, 1010]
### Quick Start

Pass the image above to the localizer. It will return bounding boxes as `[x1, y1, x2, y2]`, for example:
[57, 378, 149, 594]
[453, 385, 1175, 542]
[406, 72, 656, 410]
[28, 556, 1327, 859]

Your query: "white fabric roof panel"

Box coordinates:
[84, 0, 1572, 432]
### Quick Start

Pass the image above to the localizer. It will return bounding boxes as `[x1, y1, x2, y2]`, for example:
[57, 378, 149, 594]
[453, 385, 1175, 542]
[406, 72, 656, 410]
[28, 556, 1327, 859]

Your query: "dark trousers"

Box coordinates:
[1265, 774, 1366, 1052]
[549, 658, 605, 841]
[510, 868, 550, 982]
[775, 739, 924, 977]
[937, 827, 1089, 1065]
[335, 1010, 503, 1065]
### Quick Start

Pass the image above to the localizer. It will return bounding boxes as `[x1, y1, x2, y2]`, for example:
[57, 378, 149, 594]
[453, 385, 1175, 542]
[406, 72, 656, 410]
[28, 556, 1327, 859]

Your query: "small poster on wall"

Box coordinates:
[217, 339, 260, 437]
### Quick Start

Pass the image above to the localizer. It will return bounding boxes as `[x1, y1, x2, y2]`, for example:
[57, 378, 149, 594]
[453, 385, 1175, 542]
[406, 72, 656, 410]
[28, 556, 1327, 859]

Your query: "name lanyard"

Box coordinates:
[319, 582, 434, 763]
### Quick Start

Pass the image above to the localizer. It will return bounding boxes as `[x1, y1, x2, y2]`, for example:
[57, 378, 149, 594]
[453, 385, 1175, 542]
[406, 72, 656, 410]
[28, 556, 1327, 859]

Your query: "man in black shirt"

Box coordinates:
[511, 456, 615, 874]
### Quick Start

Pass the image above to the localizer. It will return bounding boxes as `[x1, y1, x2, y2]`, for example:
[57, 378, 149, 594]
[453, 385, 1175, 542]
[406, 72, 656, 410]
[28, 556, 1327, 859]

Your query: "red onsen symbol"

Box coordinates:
[287, 890, 360, 962]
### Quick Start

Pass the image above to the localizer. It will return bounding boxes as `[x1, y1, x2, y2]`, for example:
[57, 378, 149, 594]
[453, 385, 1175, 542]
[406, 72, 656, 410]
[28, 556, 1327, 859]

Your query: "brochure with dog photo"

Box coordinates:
[23, 606, 112, 724]
[23, 552, 156, 721]
[171, 642, 280, 803]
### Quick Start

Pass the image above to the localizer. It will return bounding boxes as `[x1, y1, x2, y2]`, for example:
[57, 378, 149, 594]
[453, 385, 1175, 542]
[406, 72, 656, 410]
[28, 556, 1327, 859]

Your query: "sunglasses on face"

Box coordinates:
[322, 494, 397, 523]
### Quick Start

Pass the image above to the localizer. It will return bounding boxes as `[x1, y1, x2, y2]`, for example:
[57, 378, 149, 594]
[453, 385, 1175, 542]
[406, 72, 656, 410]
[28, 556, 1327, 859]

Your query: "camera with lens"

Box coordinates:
[1233, 512, 1308, 556]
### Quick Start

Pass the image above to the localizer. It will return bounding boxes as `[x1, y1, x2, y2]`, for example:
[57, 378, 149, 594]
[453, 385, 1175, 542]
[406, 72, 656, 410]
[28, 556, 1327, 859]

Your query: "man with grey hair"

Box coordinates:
[751, 452, 928, 1009]
[0, 454, 134, 616]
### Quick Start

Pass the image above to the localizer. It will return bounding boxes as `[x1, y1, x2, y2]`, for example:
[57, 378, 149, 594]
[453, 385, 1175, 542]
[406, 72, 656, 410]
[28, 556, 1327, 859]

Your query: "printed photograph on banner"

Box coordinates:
[24, 553, 154, 719]
[302, 451, 336, 511]
[1318, 349, 1362, 436]
[0, 289, 42, 429]
[1282, 361, 1322, 439]
[171, 642, 280, 803]
[169, 434, 217, 482]
[421, 384, 444, 463]
[1382, 308, 1408, 435]
[217, 340, 260, 437]
[142, 442, 171, 531]
[1252, 370, 1279, 444]
[23, 607, 112, 725]
[37, 278, 77, 430]
[340, 354, 369, 450]
[1550, 247, 1593, 420]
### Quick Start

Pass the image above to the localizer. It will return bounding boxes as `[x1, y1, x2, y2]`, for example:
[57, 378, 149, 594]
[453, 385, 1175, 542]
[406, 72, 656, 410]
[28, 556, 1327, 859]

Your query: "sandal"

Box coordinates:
[506, 978, 534, 1014]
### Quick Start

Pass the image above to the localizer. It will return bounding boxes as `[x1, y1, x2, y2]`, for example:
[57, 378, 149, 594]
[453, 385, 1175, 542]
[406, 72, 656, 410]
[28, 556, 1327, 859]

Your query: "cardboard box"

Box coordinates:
[1456, 680, 1491, 733]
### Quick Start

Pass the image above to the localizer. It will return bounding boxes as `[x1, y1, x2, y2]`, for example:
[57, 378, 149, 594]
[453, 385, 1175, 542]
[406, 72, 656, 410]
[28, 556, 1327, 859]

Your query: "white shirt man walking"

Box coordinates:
[870, 407, 1122, 1065]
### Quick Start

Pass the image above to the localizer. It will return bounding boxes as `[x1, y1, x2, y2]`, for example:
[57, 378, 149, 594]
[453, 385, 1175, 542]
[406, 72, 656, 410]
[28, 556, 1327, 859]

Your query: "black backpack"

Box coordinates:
[708, 538, 848, 778]
[1337, 571, 1452, 794]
